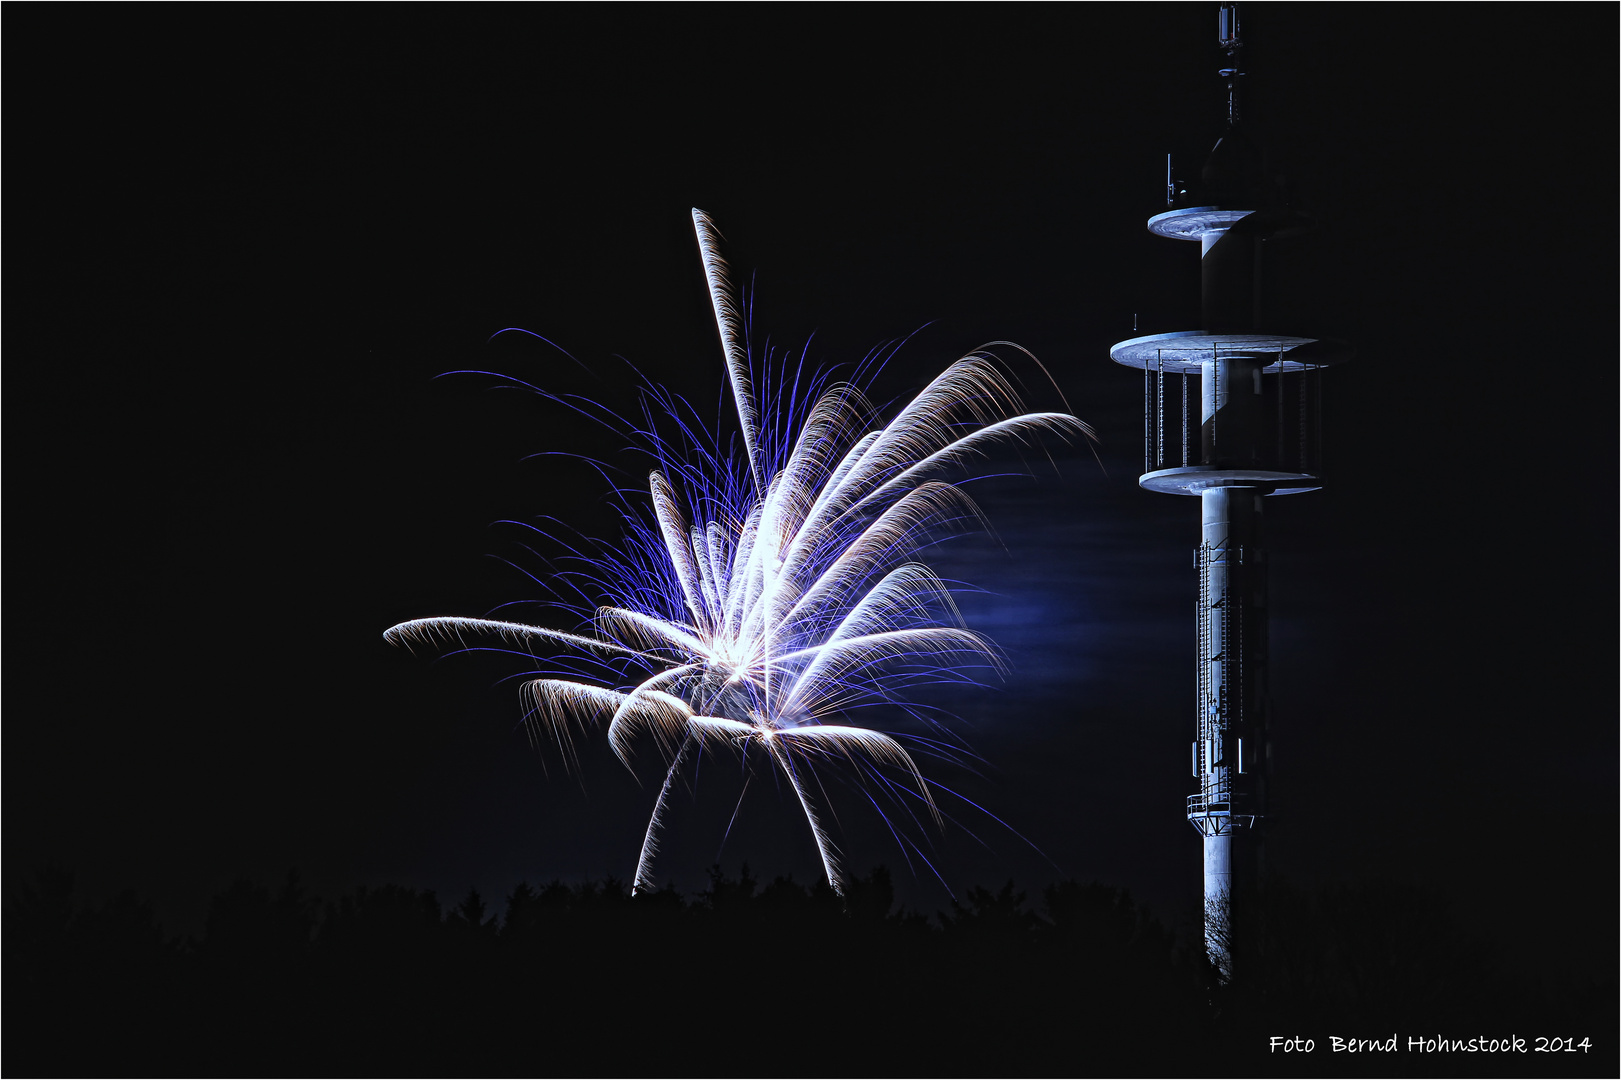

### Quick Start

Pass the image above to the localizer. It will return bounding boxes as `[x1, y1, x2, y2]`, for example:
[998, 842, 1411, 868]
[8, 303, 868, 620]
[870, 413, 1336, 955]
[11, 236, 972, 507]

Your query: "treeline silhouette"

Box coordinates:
[6, 865, 1614, 1076]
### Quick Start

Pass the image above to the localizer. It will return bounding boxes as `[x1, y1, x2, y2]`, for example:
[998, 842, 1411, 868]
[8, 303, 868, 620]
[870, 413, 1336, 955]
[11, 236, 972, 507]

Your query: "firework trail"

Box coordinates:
[386, 209, 1092, 895]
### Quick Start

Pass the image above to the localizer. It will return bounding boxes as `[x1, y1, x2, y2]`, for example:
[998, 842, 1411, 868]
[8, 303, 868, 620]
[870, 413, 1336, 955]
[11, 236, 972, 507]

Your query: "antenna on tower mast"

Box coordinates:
[1218, 3, 1243, 127]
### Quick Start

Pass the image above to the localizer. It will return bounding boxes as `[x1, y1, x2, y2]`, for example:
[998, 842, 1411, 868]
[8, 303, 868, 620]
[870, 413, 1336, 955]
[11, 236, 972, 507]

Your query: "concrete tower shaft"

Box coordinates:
[1193, 484, 1267, 974]
[1201, 349, 1262, 466]
[1200, 218, 1260, 333]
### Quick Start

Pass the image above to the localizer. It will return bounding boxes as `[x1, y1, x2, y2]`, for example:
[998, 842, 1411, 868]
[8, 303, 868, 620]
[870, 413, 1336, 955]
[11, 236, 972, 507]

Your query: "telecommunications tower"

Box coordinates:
[1108, 4, 1351, 976]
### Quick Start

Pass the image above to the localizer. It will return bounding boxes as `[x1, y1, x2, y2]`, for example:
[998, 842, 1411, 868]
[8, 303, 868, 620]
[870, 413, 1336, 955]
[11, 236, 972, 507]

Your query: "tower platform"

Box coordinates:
[1139, 465, 1319, 496]
[1147, 205, 1315, 242]
[1109, 330, 1352, 373]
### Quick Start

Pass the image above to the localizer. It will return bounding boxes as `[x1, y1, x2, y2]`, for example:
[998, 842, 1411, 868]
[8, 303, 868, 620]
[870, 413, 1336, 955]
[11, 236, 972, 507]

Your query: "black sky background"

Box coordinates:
[11, 5, 1616, 987]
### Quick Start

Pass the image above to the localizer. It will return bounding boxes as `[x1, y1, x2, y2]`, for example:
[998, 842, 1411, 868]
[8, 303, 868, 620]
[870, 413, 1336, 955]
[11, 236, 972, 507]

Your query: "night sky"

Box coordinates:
[12, 4, 1615, 988]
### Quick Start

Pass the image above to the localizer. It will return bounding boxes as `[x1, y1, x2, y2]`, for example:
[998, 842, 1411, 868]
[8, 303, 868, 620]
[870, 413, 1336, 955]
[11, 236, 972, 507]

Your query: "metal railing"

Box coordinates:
[1188, 791, 1247, 816]
[1187, 791, 1261, 835]
[1141, 356, 1323, 477]
[1143, 357, 1194, 475]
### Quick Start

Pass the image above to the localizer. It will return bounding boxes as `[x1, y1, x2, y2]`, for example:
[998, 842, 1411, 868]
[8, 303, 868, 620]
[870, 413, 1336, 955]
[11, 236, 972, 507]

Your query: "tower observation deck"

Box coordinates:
[1109, 4, 1352, 978]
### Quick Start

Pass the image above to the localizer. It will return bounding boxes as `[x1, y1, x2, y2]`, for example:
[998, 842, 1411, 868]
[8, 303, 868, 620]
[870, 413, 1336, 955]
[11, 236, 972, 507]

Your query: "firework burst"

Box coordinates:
[386, 209, 1092, 895]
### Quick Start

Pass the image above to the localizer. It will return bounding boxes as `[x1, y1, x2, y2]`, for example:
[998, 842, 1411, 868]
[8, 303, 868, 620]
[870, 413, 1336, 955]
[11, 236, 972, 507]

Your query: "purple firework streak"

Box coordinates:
[385, 209, 1092, 895]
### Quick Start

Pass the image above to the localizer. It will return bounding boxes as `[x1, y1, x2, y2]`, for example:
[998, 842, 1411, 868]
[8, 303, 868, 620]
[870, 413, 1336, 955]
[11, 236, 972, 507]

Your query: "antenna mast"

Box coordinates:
[1108, 4, 1353, 980]
[1218, 3, 1243, 127]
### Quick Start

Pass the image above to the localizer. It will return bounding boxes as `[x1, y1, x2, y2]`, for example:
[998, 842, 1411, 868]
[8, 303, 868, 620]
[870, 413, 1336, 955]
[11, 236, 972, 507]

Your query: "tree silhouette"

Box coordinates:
[3, 866, 1614, 1076]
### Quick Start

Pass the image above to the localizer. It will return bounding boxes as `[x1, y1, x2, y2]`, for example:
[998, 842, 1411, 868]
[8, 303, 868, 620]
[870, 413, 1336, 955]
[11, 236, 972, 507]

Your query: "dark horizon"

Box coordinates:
[9, 1, 1616, 1032]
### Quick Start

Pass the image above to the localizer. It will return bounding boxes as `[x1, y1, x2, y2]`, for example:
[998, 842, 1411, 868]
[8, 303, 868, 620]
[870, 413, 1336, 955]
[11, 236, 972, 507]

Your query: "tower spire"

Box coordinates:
[1218, 3, 1243, 128]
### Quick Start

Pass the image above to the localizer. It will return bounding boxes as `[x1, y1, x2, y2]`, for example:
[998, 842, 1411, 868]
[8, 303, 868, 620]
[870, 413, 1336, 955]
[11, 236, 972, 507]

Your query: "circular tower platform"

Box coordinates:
[1139, 465, 1320, 497]
[1148, 205, 1316, 241]
[1109, 330, 1353, 373]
